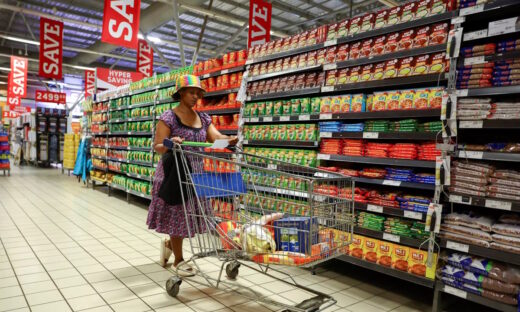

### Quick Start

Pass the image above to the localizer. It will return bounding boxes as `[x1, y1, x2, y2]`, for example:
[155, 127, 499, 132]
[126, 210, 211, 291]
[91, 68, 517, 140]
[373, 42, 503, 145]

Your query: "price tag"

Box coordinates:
[320, 113, 332, 120]
[320, 132, 332, 138]
[264, 117, 273, 122]
[280, 116, 290, 121]
[324, 39, 337, 47]
[456, 89, 469, 97]
[443, 285, 468, 299]
[250, 117, 259, 122]
[460, 3, 484, 16]
[202, 74, 210, 79]
[451, 16, 465, 24]
[446, 240, 470, 253]
[459, 120, 483, 128]
[383, 233, 400, 243]
[383, 180, 401, 186]
[450, 194, 472, 205]
[485, 199, 512, 211]
[246, 96, 251, 101]
[404, 211, 423, 220]
[318, 154, 331, 160]
[321, 86, 334, 93]
[221, 69, 229, 74]
[137, 175, 141, 179]
[459, 150, 484, 159]
[299, 115, 310, 121]
[243, 140, 249, 144]
[323, 63, 337, 71]
[488, 17, 518, 37]
[363, 132, 379, 139]
[245, 59, 254, 65]
[267, 164, 277, 170]
[314, 172, 330, 178]
[367, 204, 383, 213]
[464, 56, 485, 66]
[463, 29, 487, 41]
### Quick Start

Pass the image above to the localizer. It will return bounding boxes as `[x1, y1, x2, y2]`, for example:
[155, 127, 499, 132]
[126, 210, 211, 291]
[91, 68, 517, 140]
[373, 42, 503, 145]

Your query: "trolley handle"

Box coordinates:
[163, 138, 213, 149]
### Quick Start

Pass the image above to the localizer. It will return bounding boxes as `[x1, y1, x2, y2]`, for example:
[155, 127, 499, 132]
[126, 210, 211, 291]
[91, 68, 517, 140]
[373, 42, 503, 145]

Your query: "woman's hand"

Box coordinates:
[170, 136, 184, 144]
[228, 136, 238, 146]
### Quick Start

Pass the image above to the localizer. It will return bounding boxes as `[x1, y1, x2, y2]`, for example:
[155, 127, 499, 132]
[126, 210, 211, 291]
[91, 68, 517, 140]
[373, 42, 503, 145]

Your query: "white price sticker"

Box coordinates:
[320, 132, 332, 138]
[267, 164, 277, 170]
[404, 211, 423, 220]
[299, 115, 310, 121]
[460, 3, 484, 16]
[245, 59, 254, 65]
[280, 116, 290, 121]
[363, 132, 379, 139]
[321, 86, 334, 93]
[367, 204, 383, 213]
[460, 120, 483, 128]
[202, 74, 210, 79]
[443, 285, 468, 299]
[451, 16, 465, 24]
[318, 154, 331, 160]
[383, 233, 400, 243]
[446, 240, 470, 253]
[320, 113, 332, 120]
[383, 180, 401, 186]
[246, 96, 251, 101]
[264, 117, 273, 122]
[323, 63, 337, 71]
[459, 150, 484, 159]
[456, 89, 469, 97]
[463, 29, 487, 41]
[450, 194, 472, 205]
[243, 140, 249, 144]
[324, 39, 337, 47]
[464, 56, 485, 66]
[488, 17, 518, 37]
[485, 199, 512, 211]
[221, 69, 229, 74]
[250, 118, 259, 122]
[136, 175, 141, 179]
[314, 172, 330, 178]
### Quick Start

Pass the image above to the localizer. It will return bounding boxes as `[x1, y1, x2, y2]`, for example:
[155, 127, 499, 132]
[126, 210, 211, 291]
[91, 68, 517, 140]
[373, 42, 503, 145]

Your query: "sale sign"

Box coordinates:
[7, 94, 21, 107]
[248, 0, 272, 49]
[85, 70, 96, 98]
[39, 17, 64, 79]
[96, 67, 143, 90]
[101, 0, 141, 49]
[137, 39, 153, 77]
[2, 111, 20, 119]
[35, 90, 67, 104]
[9, 56, 28, 98]
[10, 105, 31, 113]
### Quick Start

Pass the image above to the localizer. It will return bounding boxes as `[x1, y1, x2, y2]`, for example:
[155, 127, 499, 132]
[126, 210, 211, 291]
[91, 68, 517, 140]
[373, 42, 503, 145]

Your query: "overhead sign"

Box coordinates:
[85, 70, 96, 98]
[137, 39, 153, 77]
[35, 90, 67, 104]
[101, 0, 141, 49]
[7, 73, 21, 106]
[39, 17, 64, 79]
[9, 56, 28, 98]
[248, 0, 272, 49]
[96, 67, 143, 90]
[10, 105, 31, 113]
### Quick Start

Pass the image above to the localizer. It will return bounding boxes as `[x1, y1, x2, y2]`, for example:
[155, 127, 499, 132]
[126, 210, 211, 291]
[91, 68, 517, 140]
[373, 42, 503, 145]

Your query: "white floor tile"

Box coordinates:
[26, 289, 64, 306]
[0, 296, 28, 312]
[60, 284, 97, 300]
[30, 300, 72, 312]
[140, 292, 181, 309]
[83, 271, 116, 284]
[0, 276, 20, 288]
[0, 285, 23, 299]
[53, 276, 88, 289]
[21, 280, 57, 294]
[99, 288, 138, 304]
[67, 294, 106, 311]
[91, 279, 127, 293]
[110, 298, 150, 312]
[120, 274, 153, 287]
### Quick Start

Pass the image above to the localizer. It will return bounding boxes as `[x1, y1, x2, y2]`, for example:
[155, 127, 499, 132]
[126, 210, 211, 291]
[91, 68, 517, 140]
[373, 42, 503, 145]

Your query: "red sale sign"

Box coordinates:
[10, 105, 31, 113]
[85, 70, 96, 98]
[248, 0, 272, 49]
[35, 90, 67, 104]
[2, 111, 20, 119]
[96, 67, 143, 90]
[7, 94, 21, 107]
[101, 0, 141, 49]
[9, 56, 28, 98]
[137, 39, 153, 77]
[39, 17, 64, 79]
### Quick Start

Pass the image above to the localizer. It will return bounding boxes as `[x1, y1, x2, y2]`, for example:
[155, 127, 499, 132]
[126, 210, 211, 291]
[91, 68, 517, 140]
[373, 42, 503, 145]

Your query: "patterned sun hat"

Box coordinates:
[172, 74, 205, 100]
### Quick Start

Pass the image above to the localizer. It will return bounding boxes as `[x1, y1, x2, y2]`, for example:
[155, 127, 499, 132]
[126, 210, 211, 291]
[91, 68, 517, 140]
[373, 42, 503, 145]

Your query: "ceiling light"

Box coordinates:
[138, 33, 144, 39]
[70, 65, 96, 71]
[0, 35, 39, 45]
[147, 36, 162, 43]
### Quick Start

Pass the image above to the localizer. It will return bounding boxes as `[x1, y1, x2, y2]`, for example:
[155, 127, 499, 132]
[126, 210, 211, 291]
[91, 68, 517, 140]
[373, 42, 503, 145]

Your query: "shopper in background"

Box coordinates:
[147, 74, 237, 276]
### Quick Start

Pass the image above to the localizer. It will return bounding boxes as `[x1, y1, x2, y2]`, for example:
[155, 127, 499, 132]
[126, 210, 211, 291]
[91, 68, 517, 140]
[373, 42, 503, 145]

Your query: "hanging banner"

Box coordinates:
[248, 0, 272, 49]
[101, 0, 141, 49]
[9, 105, 31, 113]
[96, 67, 143, 90]
[7, 73, 21, 106]
[85, 70, 96, 98]
[35, 90, 67, 104]
[9, 56, 28, 98]
[39, 17, 64, 79]
[137, 39, 153, 77]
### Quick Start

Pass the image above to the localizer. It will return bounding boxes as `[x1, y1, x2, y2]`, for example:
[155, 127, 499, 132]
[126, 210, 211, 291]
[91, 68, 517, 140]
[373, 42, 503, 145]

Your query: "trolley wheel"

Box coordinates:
[226, 261, 240, 279]
[165, 277, 182, 297]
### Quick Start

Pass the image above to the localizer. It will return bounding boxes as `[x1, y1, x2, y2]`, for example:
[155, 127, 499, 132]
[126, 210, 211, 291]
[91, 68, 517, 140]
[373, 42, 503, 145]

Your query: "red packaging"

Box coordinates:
[305, 72, 318, 88]
[401, 1, 417, 22]
[307, 51, 318, 67]
[349, 16, 362, 36]
[222, 53, 229, 67]
[281, 37, 291, 52]
[307, 28, 318, 46]
[398, 57, 415, 77]
[316, 25, 328, 43]
[267, 61, 276, 73]
[221, 74, 229, 89]
[398, 29, 416, 51]
[327, 23, 339, 41]
[350, 41, 362, 59]
[200, 79, 208, 90]
[360, 64, 374, 82]
[298, 53, 308, 68]
[326, 70, 338, 86]
[413, 26, 431, 48]
[337, 68, 349, 85]
[317, 49, 327, 65]
[385, 32, 401, 53]
[384, 59, 399, 79]
[274, 59, 283, 72]
[360, 13, 375, 33]
[228, 93, 236, 105]
[207, 77, 216, 90]
[412, 54, 431, 76]
[274, 39, 283, 53]
[429, 52, 446, 73]
[290, 35, 300, 50]
[371, 36, 387, 56]
[374, 9, 389, 29]
[325, 46, 337, 63]
[415, 0, 432, 20]
[388, 6, 402, 25]
[290, 55, 299, 69]
[337, 44, 349, 62]
[360, 39, 374, 58]
[337, 19, 350, 38]
[298, 31, 309, 48]
[373, 62, 386, 80]
[430, 23, 449, 45]
[316, 72, 326, 86]
[282, 57, 291, 71]
[237, 50, 246, 64]
[349, 66, 362, 84]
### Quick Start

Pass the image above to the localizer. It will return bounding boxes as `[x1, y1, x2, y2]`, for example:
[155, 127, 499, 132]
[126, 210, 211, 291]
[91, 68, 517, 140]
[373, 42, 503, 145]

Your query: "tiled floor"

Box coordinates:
[0, 166, 438, 312]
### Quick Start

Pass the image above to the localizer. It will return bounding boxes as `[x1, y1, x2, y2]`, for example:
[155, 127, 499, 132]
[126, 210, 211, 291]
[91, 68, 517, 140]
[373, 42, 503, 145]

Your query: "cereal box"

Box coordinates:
[298, 53, 308, 68]
[327, 23, 338, 41]
[274, 59, 283, 72]
[399, 90, 415, 109]
[392, 245, 410, 272]
[307, 28, 318, 46]
[372, 92, 388, 111]
[360, 13, 375, 33]
[373, 62, 386, 80]
[290, 55, 299, 69]
[348, 16, 362, 36]
[360, 64, 374, 82]
[360, 38, 374, 58]
[326, 70, 337, 86]
[430, 23, 448, 45]
[331, 96, 342, 113]
[317, 49, 327, 65]
[429, 52, 446, 73]
[348, 66, 362, 84]
[298, 31, 308, 48]
[337, 68, 349, 85]
[340, 95, 352, 112]
[325, 46, 337, 64]
[374, 9, 389, 29]
[337, 19, 350, 38]
[412, 54, 431, 76]
[363, 237, 378, 263]
[307, 51, 318, 67]
[377, 240, 393, 267]
[311, 97, 321, 114]
[414, 89, 430, 109]
[371, 36, 387, 56]
[349, 41, 362, 60]
[429, 87, 443, 109]
[408, 248, 437, 279]
[282, 57, 291, 71]
[385, 32, 400, 54]
[431, 0, 452, 15]
[401, 2, 417, 22]
[413, 26, 431, 48]
[320, 97, 332, 113]
[336, 44, 349, 62]
[384, 59, 399, 79]
[388, 6, 402, 25]
[415, 0, 432, 20]
[387, 91, 401, 110]
[366, 95, 374, 111]
[398, 56, 415, 77]
[351, 94, 366, 112]
[351, 235, 365, 259]
[399, 29, 416, 51]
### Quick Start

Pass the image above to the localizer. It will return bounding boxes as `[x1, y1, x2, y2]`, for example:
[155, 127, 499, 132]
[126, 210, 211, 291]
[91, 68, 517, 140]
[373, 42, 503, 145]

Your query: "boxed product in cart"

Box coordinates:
[273, 217, 319, 254]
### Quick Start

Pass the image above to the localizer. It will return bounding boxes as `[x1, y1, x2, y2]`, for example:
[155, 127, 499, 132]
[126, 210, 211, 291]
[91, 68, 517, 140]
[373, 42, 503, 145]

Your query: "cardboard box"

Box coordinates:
[388, 6, 402, 25]
[401, 1, 417, 22]
[360, 13, 375, 33]
[273, 217, 319, 254]
[348, 16, 362, 36]
[374, 9, 389, 29]
[415, 0, 432, 19]
[408, 248, 438, 279]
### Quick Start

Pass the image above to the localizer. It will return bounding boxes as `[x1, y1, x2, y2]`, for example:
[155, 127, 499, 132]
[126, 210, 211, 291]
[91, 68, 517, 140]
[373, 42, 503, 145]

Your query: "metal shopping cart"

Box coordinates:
[162, 140, 355, 312]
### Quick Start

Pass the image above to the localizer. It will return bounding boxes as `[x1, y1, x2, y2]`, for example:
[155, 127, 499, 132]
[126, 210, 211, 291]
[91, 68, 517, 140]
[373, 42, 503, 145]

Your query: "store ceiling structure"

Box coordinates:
[0, 0, 403, 92]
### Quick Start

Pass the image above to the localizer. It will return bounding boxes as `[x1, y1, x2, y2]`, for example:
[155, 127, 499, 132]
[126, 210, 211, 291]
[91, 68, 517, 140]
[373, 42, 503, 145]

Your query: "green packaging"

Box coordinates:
[291, 99, 301, 115]
[310, 97, 321, 113]
[301, 98, 311, 114]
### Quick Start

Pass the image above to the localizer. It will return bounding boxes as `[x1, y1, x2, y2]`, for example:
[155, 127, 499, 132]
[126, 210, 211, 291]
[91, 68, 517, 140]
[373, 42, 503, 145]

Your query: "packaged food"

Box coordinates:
[330, 96, 341, 113]
[360, 39, 374, 58]
[350, 41, 362, 60]
[320, 97, 332, 113]
[387, 91, 401, 110]
[372, 93, 388, 111]
[337, 19, 350, 38]
[399, 29, 416, 51]
[306, 29, 318, 46]
[311, 97, 321, 113]
[349, 16, 362, 36]
[414, 89, 430, 109]
[387, 5, 402, 25]
[360, 13, 375, 33]
[429, 87, 443, 109]
[374, 9, 389, 29]
[326, 70, 337, 86]
[384, 59, 399, 79]
[376, 241, 393, 267]
[408, 248, 436, 278]
[360, 64, 374, 82]
[340, 95, 352, 112]
[337, 44, 349, 62]
[307, 51, 317, 67]
[317, 49, 327, 65]
[351, 94, 366, 112]
[415, 0, 432, 19]
[399, 90, 415, 110]
[431, 0, 451, 14]
[392, 245, 410, 271]
[401, 1, 417, 22]
[327, 23, 338, 41]
[430, 23, 448, 45]
[349, 66, 362, 84]
[373, 62, 386, 80]
[298, 53, 308, 68]
[413, 54, 431, 76]
[301, 98, 311, 114]
[413, 26, 431, 48]
[371, 36, 386, 56]
[398, 57, 415, 77]
[325, 46, 337, 64]
[337, 68, 349, 85]
[363, 238, 378, 262]
[429, 52, 446, 73]
[351, 235, 364, 258]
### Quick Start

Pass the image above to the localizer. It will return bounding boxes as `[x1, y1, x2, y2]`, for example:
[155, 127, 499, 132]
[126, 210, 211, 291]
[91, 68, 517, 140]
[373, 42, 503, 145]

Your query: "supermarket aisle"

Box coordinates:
[0, 166, 431, 312]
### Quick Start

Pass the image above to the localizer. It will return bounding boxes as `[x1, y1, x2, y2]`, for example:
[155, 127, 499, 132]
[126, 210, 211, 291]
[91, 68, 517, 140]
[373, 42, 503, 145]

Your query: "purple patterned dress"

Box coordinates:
[147, 109, 212, 237]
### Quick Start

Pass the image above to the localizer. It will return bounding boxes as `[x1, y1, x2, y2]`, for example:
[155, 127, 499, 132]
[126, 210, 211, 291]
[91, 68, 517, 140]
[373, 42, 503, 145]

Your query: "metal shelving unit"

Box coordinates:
[318, 154, 436, 169]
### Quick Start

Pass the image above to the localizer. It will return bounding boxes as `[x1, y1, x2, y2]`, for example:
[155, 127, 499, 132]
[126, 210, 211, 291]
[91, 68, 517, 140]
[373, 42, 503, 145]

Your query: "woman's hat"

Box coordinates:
[172, 74, 205, 100]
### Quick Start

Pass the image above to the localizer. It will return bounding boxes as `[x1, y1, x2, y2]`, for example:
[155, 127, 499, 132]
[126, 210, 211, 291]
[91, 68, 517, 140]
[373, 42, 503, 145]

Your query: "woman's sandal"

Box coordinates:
[174, 260, 197, 277]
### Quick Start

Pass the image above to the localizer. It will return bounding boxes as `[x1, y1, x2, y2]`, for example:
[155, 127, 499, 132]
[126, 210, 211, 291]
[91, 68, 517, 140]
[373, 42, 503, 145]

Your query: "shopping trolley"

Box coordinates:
[162, 139, 355, 312]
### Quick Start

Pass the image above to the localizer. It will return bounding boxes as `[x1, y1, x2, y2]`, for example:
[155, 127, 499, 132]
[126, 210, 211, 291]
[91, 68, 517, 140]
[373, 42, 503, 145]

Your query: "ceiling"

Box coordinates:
[0, 0, 401, 96]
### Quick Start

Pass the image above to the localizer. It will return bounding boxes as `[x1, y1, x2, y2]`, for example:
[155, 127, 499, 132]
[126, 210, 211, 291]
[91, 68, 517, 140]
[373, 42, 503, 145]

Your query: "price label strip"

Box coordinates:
[443, 285, 468, 299]
[367, 204, 383, 213]
[446, 240, 469, 253]
[485, 199, 512, 211]
[382, 233, 400, 243]
[363, 132, 379, 139]
[403, 211, 423, 220]
[459, 120, 483, 128]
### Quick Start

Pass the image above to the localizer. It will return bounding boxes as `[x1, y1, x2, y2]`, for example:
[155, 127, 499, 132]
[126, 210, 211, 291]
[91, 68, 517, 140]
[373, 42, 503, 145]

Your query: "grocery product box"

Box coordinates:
[273, 217, 319, 254]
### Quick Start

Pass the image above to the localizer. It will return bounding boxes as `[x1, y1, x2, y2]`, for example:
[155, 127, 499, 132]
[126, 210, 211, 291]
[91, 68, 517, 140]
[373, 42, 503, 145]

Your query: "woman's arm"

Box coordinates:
[206, 124, 238, 146]
[154, 120, 183, 154]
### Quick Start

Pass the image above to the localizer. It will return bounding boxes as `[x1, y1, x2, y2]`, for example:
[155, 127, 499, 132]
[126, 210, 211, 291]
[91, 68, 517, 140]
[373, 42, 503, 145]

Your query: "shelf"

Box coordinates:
[440, 239, 520, 266]
[92, 110, 108, 114]
[352, 177, 436, 191]
[321, 74, 447, 94]
[456, 85, 520, 97]
[128, 102, 154, 109]
[252, 185, 310, 199]
[460, 50, 520, 67]
[247, 87, 322, 101]
[108, 168, 124, 174]
[91, 155, 107, 160]
[455, 150, 520, 162]
[248, 64, 322, 82]
[354, 226, 428, 248]
[131, 160, 154, 167]
[448, 193, 520, 212]
[462, 16, 520, 43]
[199, 65, 245, 79]
[458, 119, 520, 129]
[318, 154, 436, 169]
[436, 281, 517, 312]
[107, 131, 152, 136]
[91, 121, 107, 125]
[126, 172, 153, 182]
[204, 88, 240, 97]
[244, 109, 441, 123]
[127, 189, 152, 200]
[109, 116, 153, 123]
[156, 98, 178, 105]
[331, 44, 447, 71]
[356, 202, 427, 221]
[92, 165, 107, 171]
[129, 81, 176, 97]
[109, 146, 152, 152]
[320, 131, 439, 140]
[91, 145, 108, 149]
[200, 107, 241, 115]
[459, 0, 520, 18]
[92, 133, 107, 136]
[110, 106, 128, 112]
[90, 177, 107, 184]
[109, 183, 126, 192]
[106, 157, 129, 163]
[243, 140, 319, 148]
[218, 129, 238, 135]
[338, 255, 434, 288]
[246, 42, 326, 65]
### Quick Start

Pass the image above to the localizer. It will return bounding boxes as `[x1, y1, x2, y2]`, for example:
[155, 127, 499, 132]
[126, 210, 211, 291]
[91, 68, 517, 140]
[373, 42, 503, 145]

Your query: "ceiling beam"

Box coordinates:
[172, 0, 186, 66]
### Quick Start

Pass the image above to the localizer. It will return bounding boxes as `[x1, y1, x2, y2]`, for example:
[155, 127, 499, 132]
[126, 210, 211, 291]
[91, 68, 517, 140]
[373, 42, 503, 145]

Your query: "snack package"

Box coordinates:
[351, 94, 366, 112]
[387, 91, 401, 110]
[399, 29, 416, 51]
[384, 59, 399, 79]
[413, 54, 431, 76]
[351, 235, 365, 259]
[336, 44, 349, 62]
[430, 23, 449, 45]
[398, 57, 415, 77]
[350, 41, 362, 60]
[372, 36, 387, 56]
[337, 19, 350, 38]
[337, 68, 349, 85]
[317, 49, 327, 65]
[349, 16, 362, 36]
[373, 62, 386, 80]
[326, 70, 337, 86]
[429, 52, 446, 73]
[392, 245, 410, 271]
[388, 6, 402, 25]
[360, 64, 374, 82]
[340, 95, 352, 112]
[360, 13, 375, 33]
[414, 26, 431, 48]
[363, 237, 378, 262]
[415, 0, 432, 19]
[399, 90, 415, 110]
[349, 66, 362, 84]
[374, 9, 389, 29]
[414, 89, 430, 109]
[429, 87, 443, 108]
[325, 46, 337, 64]
[327, 23, 338, 41]
[408, 248, 437, 279]
[360, 39, 374, 58]
[377, 240, 393, 267]
[372, 92, 388, 111]
[385, 32, 401, 54]
[401, 1, 417, 22]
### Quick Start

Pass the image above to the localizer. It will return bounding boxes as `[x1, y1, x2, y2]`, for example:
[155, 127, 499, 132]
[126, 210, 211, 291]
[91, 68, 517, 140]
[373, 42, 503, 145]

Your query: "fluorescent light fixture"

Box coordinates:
[147, 36, 162, 43]
[0, 35, 39, 45]
[0, 67, 11, 72]
[0, 81, 6, 85]
[138, 33, 144, 39]
[70, 65, 96, 71]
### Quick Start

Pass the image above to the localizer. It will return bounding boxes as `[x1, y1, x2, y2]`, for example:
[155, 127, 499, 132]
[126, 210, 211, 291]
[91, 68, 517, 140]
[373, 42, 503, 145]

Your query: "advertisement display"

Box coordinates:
[101, 0, 141, 49]
[96, 67, 144, 90]
[39, 17, 64, 79]
[248, 0, 272, 49]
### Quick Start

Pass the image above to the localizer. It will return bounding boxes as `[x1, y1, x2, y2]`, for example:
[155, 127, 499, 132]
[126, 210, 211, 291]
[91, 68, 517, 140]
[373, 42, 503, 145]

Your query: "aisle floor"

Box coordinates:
[0, 166, 435, 312]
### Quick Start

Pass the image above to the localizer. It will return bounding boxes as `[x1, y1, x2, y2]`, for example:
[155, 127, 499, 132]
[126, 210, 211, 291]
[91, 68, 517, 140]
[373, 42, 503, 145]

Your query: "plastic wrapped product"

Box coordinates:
[441, 224, 492, 241]
[488, 192, 520, 201]
[444, 213, 494, 232]
[493, 170, 520, 181]
[492, 233, 520, 248]
[481, 289, 518, 305]
[440, 231, 491, 248]
[492, 224, 520, 238]
[499, 214, 520, 225]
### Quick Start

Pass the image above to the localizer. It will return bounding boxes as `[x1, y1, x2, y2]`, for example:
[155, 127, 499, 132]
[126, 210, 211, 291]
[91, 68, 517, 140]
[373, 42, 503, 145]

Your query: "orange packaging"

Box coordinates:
[348, 66, 362, 84]
[408, 248, 437, 279]
[371, 35, 387, 56]
[398, 56, 415, 77]
[376, 240, 393, 267]
[413, 89, 430, 109]
[429, 87, 443, 109]
[348, 16, 362, 36]
[216, 75, 222, 90]
[320, 97, 332, 113]
[360, 38, 374, 58]
[412, 54, 431, 76]
[399, 29, 416, 51]
[349, 41, 362, 60]
[363, 237, 378, 263]
[207, 77, 216, 90]
[387, 91, 401, 110]
[351, 235, 364, 259]
[373, 62, 386, 80]
[383, 59, 399, 79]
[331, 96, 342, 113]
[399, 90, 415, 110]
[229, 73, 238, 87]
[221, 74, 229, 89]
[360, 64, 374, 82]
[413, 26, 431, 48]
[212, 116, 219, 126]
[337, 68, 349, 85]
[237, 50, 246, 63]
[228, 93, 236, 105]
[392, 245, 410, 272]
[222, 53, 229, 67]
[374, 9, 389, 29]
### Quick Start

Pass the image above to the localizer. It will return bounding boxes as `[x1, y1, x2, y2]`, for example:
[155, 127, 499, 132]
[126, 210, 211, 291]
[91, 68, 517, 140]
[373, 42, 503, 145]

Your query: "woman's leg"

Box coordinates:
[170, 236, 184, 266]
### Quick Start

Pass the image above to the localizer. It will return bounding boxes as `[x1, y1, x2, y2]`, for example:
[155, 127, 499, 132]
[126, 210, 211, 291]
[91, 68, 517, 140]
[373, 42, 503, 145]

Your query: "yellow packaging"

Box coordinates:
[340, 95, 352, 113]
[429, 87, 443, 109]
[408, 248, 437, 280]
[399, 90, 415, 110]
[376, 240, 393, 267]
[366, 95, 374, 112]
[351, 235, 365, 259]
[363, 237, 378, 263]
[392, 245, 410, 272]
[413, 89, 430, 109]
[320, 97, 332, 113]
[372, 92, 387, 111]
[386, 91, 401, 110]
[331, 96, 342, 113]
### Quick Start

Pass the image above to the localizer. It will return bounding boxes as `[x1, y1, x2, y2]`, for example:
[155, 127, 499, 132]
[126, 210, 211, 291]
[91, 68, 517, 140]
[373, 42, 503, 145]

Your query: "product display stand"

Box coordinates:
[0, 131, 10, 176]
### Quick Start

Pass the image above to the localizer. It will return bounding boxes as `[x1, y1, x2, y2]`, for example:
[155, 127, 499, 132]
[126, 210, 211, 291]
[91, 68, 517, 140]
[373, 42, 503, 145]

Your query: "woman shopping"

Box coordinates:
[146, 74, 237, 276]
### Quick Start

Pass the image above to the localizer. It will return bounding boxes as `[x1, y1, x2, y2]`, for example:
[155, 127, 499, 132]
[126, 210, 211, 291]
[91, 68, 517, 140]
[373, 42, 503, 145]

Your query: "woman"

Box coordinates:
[147, 74, 237, 276]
